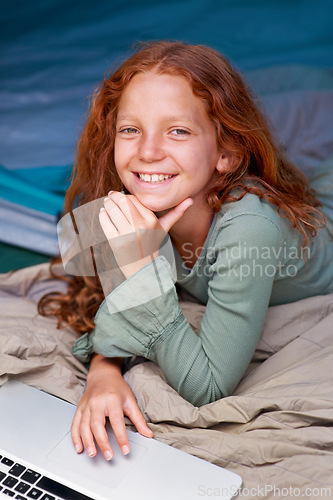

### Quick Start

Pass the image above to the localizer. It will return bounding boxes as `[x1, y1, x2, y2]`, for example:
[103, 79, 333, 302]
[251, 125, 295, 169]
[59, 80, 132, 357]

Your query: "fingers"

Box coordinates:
[100, 192, 146, 242]
[127, 195, 167, 253]
[100, 191, 193, 236]
[70, 391, 151, 461]
[71, 408, 84, 454]
[72, 405, 114, 461]
[100, 192, 162, 276]
[101, 191, 161, 234]
[108, 409, 131, 455]
[105, 192, 135, 227]
[125, 194, 157, 223]
[99, 207, 118, 241]
[100, 198, 133, 238]
[89, 411, 115, 461]
[158, 197, 193, 232]
[124, 403, 154, 439]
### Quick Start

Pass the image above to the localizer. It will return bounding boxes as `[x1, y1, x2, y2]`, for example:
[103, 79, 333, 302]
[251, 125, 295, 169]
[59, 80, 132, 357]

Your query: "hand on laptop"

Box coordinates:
[71, 355, 154, 460]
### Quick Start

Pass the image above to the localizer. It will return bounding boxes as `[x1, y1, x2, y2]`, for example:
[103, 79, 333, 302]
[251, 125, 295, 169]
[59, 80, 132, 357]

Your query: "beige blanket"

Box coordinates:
[1, 263, 333, 498]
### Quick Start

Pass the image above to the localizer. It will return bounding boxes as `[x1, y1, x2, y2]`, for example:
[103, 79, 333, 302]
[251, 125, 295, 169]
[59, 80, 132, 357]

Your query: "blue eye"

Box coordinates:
[171, 129, 189, 135]
[120, 127, 139, 134]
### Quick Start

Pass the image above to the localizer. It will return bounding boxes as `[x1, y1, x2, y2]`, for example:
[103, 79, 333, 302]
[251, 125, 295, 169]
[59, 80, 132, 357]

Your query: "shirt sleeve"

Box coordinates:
[87, 213, 282, 406]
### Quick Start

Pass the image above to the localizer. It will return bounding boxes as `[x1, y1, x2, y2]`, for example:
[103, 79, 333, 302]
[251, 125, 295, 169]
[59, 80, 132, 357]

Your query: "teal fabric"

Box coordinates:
[0, 241, 49, 273]
[1, 0, 333, 170]
[0, 165, 71, 216]
[2, 0, 333, 73]
[72, 171, 333, 405]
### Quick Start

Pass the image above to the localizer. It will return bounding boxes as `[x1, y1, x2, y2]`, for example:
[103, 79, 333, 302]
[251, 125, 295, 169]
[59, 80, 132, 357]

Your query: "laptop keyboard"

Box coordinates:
[0, 456, 94, 500]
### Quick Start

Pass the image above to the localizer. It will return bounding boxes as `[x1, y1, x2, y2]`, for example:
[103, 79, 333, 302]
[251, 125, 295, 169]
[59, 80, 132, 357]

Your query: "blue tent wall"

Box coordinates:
[1, 0, 333, 271]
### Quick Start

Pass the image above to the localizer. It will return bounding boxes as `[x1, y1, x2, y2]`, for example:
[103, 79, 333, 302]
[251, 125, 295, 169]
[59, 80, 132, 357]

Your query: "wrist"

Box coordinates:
[87, 355, 124, 382]
[121, 252, 158, 280]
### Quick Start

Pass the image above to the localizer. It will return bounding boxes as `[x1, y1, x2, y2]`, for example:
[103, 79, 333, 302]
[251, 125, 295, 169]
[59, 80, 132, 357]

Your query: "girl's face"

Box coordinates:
[114, 72, 227, 213]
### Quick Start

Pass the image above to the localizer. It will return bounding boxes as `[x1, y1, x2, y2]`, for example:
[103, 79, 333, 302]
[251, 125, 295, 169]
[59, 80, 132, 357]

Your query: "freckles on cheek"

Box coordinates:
[113, 147, 126, 175]
[114, 140, 132, 165]
[113, 141, 120, 164]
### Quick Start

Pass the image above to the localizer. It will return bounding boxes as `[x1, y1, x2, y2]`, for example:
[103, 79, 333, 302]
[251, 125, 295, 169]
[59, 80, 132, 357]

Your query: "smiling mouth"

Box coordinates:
[135, 172, 175, 183]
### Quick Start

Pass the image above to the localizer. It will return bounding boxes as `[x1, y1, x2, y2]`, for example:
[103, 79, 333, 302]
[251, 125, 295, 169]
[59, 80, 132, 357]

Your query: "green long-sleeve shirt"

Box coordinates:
[73, 191, 333, 406]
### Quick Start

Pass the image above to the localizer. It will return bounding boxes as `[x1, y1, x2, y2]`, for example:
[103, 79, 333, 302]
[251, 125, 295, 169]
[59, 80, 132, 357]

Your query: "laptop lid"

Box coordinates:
[0, 380, 242, 500]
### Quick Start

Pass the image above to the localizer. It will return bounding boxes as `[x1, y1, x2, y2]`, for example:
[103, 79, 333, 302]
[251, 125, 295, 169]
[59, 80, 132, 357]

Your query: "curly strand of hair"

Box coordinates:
[37, 263, 103, 335]
[206, 172, 325, 247]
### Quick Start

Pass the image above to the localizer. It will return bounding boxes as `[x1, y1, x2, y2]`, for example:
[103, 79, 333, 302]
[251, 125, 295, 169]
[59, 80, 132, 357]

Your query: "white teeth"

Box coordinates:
[138, 173, 172, 183]
[140, 173, 151, 182]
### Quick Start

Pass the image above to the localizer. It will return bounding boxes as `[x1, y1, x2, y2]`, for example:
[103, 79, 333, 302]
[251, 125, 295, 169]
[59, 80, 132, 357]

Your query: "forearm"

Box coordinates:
[152, 314, 224, 405]
[90, 235, 278, 406]
[91, 284, 227, 406]
[90, 258, 232, 405]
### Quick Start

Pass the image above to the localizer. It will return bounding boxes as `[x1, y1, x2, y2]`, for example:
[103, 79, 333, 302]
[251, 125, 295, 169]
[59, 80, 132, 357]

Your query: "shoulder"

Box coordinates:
[220, 192, 283, 228]
[210, 193, 285, 248]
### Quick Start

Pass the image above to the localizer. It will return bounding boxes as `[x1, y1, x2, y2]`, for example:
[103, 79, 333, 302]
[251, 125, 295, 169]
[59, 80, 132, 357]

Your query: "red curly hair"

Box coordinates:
[38, 40, 324, 335]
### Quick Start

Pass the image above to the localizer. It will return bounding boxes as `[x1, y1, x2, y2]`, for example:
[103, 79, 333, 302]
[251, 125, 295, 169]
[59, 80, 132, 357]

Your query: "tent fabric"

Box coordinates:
[0, 242, 49, 273]
[0, 164, 70, 263]
[0, 198, 58, 256]
[0, 164, 70, 216]
[1, 0, 333, 264]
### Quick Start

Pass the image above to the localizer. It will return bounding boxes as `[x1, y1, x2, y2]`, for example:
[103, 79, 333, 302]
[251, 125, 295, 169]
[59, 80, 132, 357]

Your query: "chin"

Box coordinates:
[145, 202, 173, 214]
[135, 196, 175, 213]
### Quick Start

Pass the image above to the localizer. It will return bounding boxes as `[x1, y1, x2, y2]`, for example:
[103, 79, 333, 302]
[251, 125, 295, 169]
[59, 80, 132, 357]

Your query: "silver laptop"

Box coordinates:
[0, 380, 242, 500]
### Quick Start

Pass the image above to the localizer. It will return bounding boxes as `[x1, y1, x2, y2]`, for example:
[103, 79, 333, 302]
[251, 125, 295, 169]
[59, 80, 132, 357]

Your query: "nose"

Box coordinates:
[138, 132, 166, 163]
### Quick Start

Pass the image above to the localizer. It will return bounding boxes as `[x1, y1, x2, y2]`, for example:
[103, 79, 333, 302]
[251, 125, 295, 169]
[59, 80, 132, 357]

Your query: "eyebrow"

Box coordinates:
[116, 113, 195, 122]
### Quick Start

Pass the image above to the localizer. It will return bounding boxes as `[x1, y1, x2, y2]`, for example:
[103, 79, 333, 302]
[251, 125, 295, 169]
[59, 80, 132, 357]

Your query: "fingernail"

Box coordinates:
[75, 445, 82, 453]
[122, 445, 130, 455]
[100, 207, 105, 212]
[108, 190, 114, 196]
[87, 447, 95, 457]
[104, 450, 113, 461]
[104, 197, 109, 202]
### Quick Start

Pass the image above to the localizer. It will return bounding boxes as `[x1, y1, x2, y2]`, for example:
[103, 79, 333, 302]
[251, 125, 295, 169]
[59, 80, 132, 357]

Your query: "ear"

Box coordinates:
[215, 152, 233, 173]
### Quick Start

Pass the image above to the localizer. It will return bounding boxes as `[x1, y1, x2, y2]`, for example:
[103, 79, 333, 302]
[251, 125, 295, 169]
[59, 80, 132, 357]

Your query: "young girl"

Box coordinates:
[39, 41, 333, 462]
